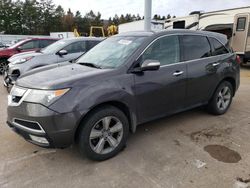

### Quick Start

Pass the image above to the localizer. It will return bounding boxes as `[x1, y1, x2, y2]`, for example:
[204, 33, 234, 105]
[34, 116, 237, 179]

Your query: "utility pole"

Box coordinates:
[144, 0, 152, 31]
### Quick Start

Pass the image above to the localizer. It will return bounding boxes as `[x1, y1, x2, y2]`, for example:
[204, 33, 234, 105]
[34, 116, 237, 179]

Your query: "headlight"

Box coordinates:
[12, 56, 34, 64]
[23, 88, 70, 106]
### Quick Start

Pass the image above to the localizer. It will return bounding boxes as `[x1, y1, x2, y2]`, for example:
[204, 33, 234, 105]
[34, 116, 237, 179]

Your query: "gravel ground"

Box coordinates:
[0, 67, 250, 188]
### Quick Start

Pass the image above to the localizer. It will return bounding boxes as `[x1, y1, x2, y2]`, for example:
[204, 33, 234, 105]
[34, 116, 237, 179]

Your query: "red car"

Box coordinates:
[0, 38, 58, 74]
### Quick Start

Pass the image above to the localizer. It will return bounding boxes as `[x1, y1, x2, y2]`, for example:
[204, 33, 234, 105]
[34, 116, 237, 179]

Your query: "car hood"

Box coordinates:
[0, 48, 14, 55]
[8, 51, 42, 62]
[16, 63, 111, 90]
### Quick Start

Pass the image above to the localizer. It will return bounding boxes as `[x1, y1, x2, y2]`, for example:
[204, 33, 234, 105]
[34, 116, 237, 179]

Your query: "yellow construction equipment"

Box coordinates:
[73, 28, 80, 37]
[89, 26, 105, 37]
[107, 25, 118, 36]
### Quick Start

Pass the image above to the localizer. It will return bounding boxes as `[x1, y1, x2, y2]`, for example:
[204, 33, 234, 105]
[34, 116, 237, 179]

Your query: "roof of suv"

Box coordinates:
[60, 37, 105, 42]
[117, 29, 228, 45]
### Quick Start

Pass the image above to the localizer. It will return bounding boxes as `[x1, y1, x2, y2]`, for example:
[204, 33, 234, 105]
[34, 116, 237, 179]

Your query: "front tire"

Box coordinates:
[207, 81, 233, 115]
[78, 105, 129, 161]
[0, 59, 8, 75]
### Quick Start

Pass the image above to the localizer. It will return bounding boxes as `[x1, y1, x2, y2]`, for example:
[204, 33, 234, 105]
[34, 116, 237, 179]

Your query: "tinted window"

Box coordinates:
[182, 35, 211, 61]
[237, 17, 246, 31]
[39, 40, 56, 48]
[209, 38, 229, 56]
[141, 35, 180, 66]
[173, 21, 185, 29]
[87, 41, 100, 50]
[63, 41, 87, 54]
[20, 40, 39, 50]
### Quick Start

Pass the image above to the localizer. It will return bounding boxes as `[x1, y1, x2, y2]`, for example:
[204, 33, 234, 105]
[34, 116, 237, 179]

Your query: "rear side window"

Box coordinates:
[87, 41, 100, 50]
[20, 40, 40, 50]
[182, 35, 211, 61]
[39, 40, 56, 48]
[209, 38, 229, 56]
[63, 41, 87, 54]
[141, 35, 180, 66]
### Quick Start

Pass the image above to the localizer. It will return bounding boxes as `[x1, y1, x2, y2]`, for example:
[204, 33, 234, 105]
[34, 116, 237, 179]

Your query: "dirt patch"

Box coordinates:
[236, 177, 250, 183]
[190, 127, 232, 142]
[204, 145, 241, 163]
[173, 139, 181, 146]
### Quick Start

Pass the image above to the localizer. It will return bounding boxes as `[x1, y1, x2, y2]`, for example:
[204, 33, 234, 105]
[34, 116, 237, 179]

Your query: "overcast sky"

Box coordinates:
[53, 0, 250, 19]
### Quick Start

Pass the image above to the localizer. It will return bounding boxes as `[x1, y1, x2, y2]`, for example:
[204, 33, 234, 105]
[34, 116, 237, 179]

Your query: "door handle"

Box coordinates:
[173, 71, 184, 76]
[212, 63, 220, 67]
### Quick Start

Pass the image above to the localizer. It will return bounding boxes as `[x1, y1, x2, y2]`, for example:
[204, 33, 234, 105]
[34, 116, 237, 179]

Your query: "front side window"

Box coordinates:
[209, 38, 229, 56]
[20, 40, 39, 50]
[237, 17, 246, 31]
[141, 35, 180, 66]
[182, 35, 211, 61]
[77, 36, 146, 69]
[63, 41, 87, 54]
[41, 40, 67, 54]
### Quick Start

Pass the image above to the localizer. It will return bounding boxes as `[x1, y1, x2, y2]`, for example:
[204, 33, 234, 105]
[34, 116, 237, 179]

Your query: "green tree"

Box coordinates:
[51, 5, 65, 32]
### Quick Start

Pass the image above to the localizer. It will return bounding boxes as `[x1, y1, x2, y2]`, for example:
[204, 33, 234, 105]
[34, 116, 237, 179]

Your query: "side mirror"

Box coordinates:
[16, 46, 22, 51]
[141, 59, 160, 71]
[57, 50, 68, 56]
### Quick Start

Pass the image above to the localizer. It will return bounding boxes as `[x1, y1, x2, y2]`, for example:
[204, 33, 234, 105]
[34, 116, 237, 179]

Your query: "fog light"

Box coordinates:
[29, 135, 49, 144]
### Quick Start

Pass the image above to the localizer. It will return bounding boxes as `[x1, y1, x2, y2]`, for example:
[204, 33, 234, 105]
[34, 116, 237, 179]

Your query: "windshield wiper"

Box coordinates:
[78, 62, 102, 69]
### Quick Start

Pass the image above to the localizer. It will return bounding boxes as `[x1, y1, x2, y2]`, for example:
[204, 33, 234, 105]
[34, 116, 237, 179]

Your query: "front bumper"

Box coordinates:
[7, 102, 81, 148]
[3, 66, 18, 87]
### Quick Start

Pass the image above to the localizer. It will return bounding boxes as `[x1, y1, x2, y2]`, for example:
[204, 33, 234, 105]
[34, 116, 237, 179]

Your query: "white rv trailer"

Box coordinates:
[118, 20, 164, 33]
[165, 7, 250, 62]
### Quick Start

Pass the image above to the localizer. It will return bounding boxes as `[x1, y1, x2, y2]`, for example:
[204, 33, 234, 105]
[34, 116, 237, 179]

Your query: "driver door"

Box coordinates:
[133, 35, 187, 123]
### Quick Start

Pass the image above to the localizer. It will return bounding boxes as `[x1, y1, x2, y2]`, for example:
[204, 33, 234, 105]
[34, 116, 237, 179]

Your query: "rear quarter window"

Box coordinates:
[181, 35, 211, 61]
[209, 38, 229, 56]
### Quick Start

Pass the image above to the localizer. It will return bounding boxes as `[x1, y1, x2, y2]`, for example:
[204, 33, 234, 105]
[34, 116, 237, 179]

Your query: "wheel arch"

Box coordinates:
[210, 76, 236, 101]
[74, 100, 137, 142]
[222, 77, 236, 96]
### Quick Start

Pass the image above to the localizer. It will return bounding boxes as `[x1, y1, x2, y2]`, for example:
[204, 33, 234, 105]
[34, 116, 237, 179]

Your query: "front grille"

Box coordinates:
[11, 69, 20, 77]
[14, 119, 43, 131]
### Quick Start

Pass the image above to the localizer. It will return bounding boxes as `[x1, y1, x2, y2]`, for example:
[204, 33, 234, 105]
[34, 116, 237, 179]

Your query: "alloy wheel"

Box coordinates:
[89, 116, 124, 155]
[217, 86, 231, 111]
[0, 61, 7, 74]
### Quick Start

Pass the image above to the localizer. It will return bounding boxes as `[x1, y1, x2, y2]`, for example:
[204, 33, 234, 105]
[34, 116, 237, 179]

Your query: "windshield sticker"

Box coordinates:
[118, 40, 132, 45]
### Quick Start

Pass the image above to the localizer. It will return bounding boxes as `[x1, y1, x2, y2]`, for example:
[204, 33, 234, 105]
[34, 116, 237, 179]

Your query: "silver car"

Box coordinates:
[4, 37, 103, 87]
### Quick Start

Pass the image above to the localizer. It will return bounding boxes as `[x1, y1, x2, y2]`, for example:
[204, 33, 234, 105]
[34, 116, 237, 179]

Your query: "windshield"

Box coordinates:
[77, 36, 146, 69]
[41, 40, 67, 54]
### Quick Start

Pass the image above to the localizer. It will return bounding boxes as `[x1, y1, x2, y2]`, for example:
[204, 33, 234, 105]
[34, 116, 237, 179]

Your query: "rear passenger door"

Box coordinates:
[181, 35, 220, 106]
[57, 41, 87, 62]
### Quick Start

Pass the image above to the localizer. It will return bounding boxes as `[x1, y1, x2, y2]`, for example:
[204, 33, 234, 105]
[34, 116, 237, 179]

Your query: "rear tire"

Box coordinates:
[78, 105, 129, 161]
[207, 81, 233, 115]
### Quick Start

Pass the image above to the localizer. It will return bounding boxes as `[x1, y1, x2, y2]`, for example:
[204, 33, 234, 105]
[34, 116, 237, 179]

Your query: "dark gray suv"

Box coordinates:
[7, 30, 240, 161]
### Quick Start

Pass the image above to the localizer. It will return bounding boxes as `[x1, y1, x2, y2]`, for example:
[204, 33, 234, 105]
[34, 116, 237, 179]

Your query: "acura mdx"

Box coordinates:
[7, 30, 240, 161]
